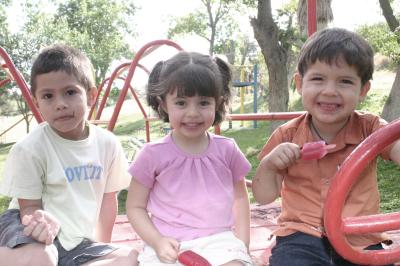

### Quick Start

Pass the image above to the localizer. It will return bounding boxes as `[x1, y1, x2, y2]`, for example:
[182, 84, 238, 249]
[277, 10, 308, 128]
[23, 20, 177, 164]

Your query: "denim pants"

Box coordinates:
[269, 231, 395, 266]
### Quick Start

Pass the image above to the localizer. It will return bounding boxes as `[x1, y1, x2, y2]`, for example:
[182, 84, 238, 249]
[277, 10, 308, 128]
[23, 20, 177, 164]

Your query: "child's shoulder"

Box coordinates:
[90, 123, 118, 140]
[209, 132, 236, 145]
[273, 113, 309, 136]
[13, 122, 49, 147]
[140, 134, 172, 151]
[352, 110, 382, 123]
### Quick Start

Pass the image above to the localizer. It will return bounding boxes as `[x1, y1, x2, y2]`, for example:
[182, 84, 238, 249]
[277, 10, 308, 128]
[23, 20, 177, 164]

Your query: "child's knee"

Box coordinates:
[6, 243, 58, 266]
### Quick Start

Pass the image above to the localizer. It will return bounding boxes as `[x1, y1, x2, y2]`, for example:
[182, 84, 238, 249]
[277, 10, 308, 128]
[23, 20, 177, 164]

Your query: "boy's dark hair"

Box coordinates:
[147, 51, 232, 125]
[297, 28, 374, 85]
[30, 44, 95, 96]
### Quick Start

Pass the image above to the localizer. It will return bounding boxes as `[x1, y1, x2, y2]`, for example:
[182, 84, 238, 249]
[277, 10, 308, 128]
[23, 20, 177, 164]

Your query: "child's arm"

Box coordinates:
[252, 142, 301, 204]
[233, 179, 250, 249]
[126, 178, 180, 263]
[18, 199, 60, 245]
[96, 192, 118, 242]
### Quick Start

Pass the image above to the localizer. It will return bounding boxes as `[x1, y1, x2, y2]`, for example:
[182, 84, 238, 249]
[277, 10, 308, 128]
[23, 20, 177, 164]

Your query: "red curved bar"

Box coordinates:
[94, 62, 131, 120]
[324, 118, 400, 265]
[0, 47, 43, 123]
[107, 40, 183, 139]
[0, 78, 11, 89]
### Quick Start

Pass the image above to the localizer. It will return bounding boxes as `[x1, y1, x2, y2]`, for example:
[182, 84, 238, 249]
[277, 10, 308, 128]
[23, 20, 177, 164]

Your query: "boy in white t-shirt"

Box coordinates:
[0, 44, 138, 265]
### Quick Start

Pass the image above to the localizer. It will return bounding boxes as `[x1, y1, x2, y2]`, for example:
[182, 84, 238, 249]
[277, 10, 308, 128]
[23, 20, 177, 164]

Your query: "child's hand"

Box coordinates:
[263, 142, 301, 171]
[22, 210, 60, 245]
[154, 236, 180, 263]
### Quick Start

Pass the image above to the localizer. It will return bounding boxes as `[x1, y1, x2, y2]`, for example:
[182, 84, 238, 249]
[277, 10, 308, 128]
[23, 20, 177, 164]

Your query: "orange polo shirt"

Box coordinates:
[258, 111, 392, 248]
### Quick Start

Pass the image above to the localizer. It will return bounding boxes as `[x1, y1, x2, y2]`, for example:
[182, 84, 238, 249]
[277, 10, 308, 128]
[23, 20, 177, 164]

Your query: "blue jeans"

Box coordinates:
[269, 231, 394, 266]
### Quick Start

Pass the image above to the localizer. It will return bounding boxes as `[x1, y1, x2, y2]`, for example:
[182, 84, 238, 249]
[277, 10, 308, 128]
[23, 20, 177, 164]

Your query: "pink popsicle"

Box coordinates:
[301, 141, 336, 160]
[178, 250, 212, 266]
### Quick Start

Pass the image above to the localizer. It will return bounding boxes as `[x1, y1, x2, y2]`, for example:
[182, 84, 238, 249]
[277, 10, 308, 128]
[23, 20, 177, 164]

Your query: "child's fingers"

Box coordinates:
[45, 232, 56, 245]
[21, 214, 33, 226]
[23, 219, 37, 236]
[30, 221, 47, 241]
[33, 210, 45, 222]
[39, 224, 56, 245]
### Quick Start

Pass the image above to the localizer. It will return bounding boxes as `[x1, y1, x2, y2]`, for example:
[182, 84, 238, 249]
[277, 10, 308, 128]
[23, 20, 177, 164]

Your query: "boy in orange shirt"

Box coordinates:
[252, 28, 400, 266]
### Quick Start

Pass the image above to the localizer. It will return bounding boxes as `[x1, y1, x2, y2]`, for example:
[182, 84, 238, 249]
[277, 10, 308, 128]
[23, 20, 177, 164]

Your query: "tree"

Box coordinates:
[0, 0, 14, 116]
[168, 0, 256, 58]
[378, 0, 400, 122]
[0, 0, 137, 132]
[250, 0, 299, 131]
[53, 0, 136, 84]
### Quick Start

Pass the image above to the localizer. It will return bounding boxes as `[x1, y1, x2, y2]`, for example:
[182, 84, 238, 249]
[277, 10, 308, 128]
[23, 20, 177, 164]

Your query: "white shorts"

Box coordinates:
[138, 231, 253, 265]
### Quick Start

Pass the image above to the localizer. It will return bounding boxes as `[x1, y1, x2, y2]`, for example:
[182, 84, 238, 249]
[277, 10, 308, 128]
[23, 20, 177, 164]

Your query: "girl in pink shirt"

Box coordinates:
[126, 51, 252, 265]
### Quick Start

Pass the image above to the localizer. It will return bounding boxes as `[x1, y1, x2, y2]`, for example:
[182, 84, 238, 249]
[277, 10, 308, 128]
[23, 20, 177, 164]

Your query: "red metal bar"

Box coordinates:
[0, 78, 11, 89]
[324, 118, 400, 265]
[107, 40, 183, 132]
[307, 0, 317, 36]
[91, 62, 150, 123]
[213, 112, 304, 147]
[0, 47, 43, 123]
[226, 112, 305, 121]
[88, 77, 110, 120]
[95, 62, 131, 120]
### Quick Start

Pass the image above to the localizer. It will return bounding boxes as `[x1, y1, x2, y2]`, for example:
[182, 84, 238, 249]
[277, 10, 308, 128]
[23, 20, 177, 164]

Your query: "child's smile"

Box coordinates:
[295, 57, 370, 130]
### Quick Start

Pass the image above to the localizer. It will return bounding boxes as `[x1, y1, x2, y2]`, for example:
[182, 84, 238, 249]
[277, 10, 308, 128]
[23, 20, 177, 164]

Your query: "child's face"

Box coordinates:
[33, 71, 96, 140]
[162, 89, 217, 142]
[295, 58, 370, 128]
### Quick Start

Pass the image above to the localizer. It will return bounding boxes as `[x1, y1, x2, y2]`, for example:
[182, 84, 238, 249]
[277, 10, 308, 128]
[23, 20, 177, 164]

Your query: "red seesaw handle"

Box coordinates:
[324, 118, 400, 265]
[178, 250, 212, 266]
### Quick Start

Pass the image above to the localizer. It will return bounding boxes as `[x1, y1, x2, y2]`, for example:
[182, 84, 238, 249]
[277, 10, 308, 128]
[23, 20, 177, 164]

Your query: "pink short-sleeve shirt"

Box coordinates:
[128, 133, 251, 241]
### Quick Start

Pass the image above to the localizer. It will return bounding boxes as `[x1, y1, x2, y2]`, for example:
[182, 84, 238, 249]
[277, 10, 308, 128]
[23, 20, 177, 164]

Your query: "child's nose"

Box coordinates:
[55, 97, 68, 110]
[322, 81, 338, 95]
[187, 105, 200, 116]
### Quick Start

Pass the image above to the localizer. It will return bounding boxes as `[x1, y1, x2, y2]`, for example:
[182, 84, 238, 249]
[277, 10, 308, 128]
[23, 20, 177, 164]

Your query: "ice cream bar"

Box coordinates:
[301, 141, 336, 160]
[178, 250, 212, 266]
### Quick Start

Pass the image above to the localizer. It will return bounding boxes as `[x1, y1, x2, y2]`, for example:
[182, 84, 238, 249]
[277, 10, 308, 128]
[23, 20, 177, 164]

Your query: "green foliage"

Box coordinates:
[357, 23, 400, 64]
[167, 0, 255, 58]
[168, 12, 208, 40]
[51, 0, 136, 83]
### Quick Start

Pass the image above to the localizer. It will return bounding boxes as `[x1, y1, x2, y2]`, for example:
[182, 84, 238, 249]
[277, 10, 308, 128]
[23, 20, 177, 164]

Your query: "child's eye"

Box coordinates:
[42, 93, 53, 100]
[341, 79, 354, 85]
[175, 100, 186, 106]
[200, 100, 211, 106]
[310, 77, 323, 82]
[66, 89, 78, 96]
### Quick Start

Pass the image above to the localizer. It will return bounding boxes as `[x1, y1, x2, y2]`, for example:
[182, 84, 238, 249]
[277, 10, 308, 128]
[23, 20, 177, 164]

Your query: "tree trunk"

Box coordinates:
[381, 66, 400, 122]
[251, 0, 289, 132]
[379, 0, 400, 121]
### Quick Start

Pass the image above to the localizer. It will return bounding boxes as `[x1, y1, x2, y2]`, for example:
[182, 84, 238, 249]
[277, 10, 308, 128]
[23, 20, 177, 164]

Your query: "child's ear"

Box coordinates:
[294, 72, 303, 95]
[157, 96, 167, 113]
[359, 81, 371, 102]
[87, 87, 97, 107]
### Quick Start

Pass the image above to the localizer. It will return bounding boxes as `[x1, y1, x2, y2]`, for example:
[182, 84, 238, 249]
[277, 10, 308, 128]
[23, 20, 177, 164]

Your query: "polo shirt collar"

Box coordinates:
[291, 112, 363, 148]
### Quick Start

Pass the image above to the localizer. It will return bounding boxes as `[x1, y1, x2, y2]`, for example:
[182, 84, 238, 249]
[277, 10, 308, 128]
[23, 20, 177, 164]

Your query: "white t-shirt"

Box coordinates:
[0, 122, 131, 250]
